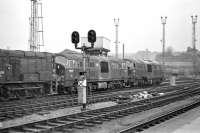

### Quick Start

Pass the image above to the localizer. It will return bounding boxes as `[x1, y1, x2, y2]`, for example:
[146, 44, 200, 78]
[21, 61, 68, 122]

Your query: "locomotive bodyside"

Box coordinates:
[55, 54, 111, 91]
[54, 53, 81, 94]
[134, 59, 147, 86]
[0, 49, 53, 99]
[123, 59, 136, 86]
[142, 60, 164, 85]
[87, 56, 110, 90]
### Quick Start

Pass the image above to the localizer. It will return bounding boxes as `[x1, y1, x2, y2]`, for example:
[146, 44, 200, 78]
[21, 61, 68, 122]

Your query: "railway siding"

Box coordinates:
[1, 84, 200, 132]
[73, 95, 200, 133]
[118, 97, 200, 133]
[0, 82, 196, 122]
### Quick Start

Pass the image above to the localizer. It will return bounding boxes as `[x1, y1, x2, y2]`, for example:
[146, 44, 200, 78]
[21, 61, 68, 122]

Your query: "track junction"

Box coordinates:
[0, 79, 200, 133]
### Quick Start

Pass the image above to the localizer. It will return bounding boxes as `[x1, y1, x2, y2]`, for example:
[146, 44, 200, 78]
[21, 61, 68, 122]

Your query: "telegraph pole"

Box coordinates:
[114, 18, 120, 58]
[191, 15, 197, 78]
[161, 16, 167, 70]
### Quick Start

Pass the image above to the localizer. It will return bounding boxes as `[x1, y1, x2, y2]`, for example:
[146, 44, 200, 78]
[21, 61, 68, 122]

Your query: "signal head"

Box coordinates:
[71, 31, 80, 44]
[88, 30, 96, 44]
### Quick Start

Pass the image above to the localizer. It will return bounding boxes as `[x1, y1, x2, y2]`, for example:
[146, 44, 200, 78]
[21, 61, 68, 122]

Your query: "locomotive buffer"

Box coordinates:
[71, 30, 96, 110]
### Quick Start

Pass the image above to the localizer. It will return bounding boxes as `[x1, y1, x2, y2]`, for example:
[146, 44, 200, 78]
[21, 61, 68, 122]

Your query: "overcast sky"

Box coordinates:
[0, 0, 200, 53]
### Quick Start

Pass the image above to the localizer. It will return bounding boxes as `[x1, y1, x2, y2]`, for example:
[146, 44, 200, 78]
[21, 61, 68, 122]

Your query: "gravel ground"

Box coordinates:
[72, 95, 200, 133]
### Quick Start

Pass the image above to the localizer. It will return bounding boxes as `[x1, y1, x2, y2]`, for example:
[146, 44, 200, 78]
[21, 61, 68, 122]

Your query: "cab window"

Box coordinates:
[147, 64, 152, 72]
[56, 64, 65, 75]
[100, 61, 109, 73]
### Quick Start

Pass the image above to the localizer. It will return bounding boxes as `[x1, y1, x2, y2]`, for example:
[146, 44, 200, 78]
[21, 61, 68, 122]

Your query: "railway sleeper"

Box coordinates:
[77, 116, 90, 119]
[114, 113, 125, 118]
[136, 128, 144, 132]
[83, 122, 95, 127]
[13, 113, 25, 118]
[142, 124, 151, 129]
[64, 117, 82, 122]
[81, 114, 95, 117]
[106, 115, 117, 119]
[47, 121, 66, 127]
[73, 124, 85, 129]
[90, 120, 103, 124]
[34, 124, 53, 130]
[89, 112, 100, 116]
[7, 129, 28, 133]
[22, 126, 46, 132]
[148, 123, 155, 127]
[119, 112, 129, 116]
[55, 119, 70, 124]
[0, 116, 6, 121]
[58, 127, 74, 132]
[100, 117, 111, 121]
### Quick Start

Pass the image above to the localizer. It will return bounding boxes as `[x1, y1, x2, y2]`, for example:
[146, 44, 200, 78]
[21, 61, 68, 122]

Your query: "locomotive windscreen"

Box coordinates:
[100, 61, 109, 73]
[56, 64, 65, 76]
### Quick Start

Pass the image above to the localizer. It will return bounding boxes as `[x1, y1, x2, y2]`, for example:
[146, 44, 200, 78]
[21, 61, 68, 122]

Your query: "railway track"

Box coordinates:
[118, 97, 200, 133]
[0, 78, 194, 103]
[0, 82, 198, 122]
[0, 82, 196, 122]
[1, 82, 200, 133]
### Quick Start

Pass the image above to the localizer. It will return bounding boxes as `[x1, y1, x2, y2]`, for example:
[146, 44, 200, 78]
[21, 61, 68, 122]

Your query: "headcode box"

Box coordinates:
[81, 36, 110, 50]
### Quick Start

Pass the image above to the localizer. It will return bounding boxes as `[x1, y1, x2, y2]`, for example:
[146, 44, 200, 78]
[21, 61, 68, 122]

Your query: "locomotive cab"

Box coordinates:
[100, 61, 109, 77]
[53, 63, 65, 94]
[54, 54, 81, 94]
[98, 61, 109, 89]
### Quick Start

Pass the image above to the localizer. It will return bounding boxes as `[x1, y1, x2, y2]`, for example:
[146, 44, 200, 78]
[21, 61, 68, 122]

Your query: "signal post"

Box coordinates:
[71, 30, 96, 110]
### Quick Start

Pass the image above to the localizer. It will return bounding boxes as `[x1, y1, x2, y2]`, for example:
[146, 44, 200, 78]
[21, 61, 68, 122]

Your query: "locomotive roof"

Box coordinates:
[143, 60, 160, 65]
[107, 56, 124, 62]
[143, 60, 152, 64]
[60, 49, 80, 54]
[120, 58, 161, 67]
[123, 58, 142, 63]
[56, 52, 110, 63]
[89, 55, 109, 60]
[0, 49, 53, 57]
[55, 53, 82, 60]
[131, 58, 146, 64]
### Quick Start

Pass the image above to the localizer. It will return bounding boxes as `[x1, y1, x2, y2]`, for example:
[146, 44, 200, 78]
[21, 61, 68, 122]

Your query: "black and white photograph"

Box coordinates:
[0, 0, 200, 133]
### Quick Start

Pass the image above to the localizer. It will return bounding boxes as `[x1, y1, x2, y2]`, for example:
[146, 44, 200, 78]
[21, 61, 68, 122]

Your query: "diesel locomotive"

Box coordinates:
[55, 50, 164, 93]
[0, 49, 55, 100]
[0, 48, 164, 100]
